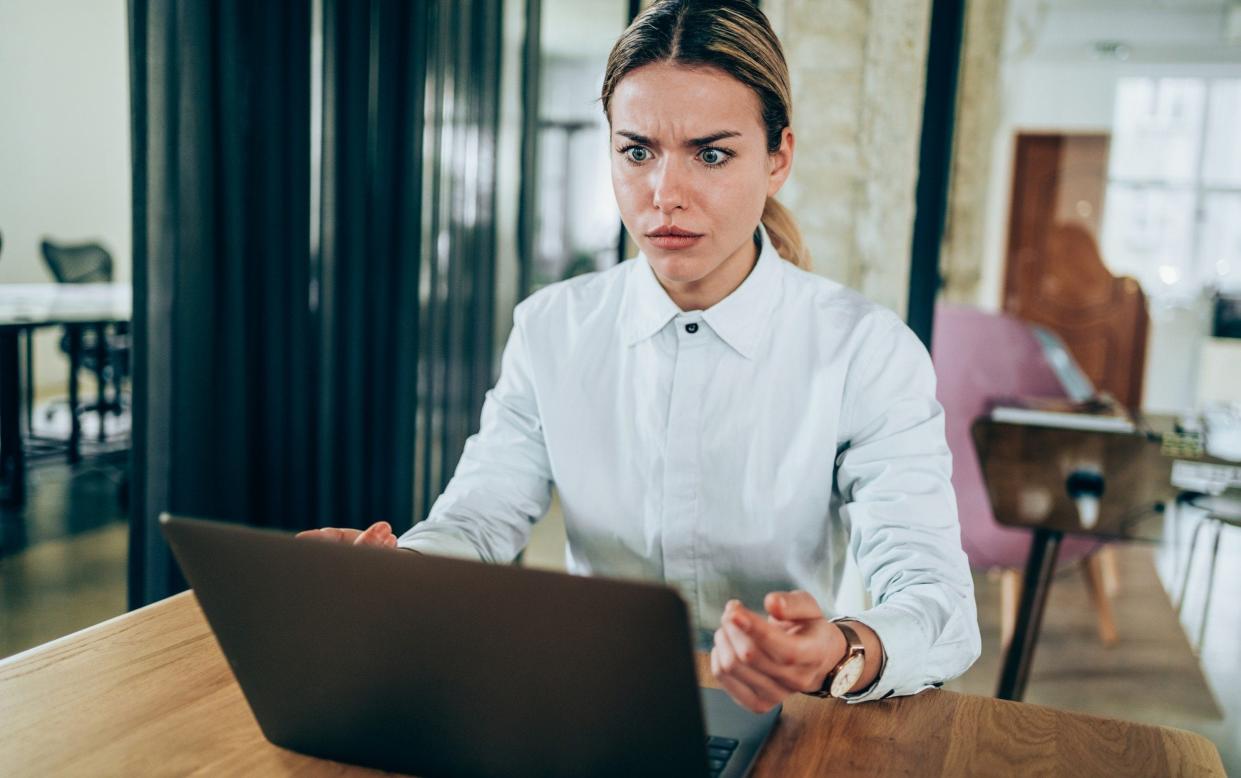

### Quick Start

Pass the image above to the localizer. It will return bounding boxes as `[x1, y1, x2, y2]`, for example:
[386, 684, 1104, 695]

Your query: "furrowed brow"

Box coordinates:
[615, 130, 654, 146]
[684, 130, 741, 147]
[614, 129, 743, 148]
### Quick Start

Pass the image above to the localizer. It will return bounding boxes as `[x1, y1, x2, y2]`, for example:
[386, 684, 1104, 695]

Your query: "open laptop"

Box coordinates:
[160, 515, 780, 778]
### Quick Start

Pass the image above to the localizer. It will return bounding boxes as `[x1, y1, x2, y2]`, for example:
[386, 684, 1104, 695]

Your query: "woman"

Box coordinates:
[301, 0, 980, 713]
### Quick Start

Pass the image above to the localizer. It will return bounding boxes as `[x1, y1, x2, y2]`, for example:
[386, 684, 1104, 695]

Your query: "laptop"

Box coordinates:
[160, 514, 780, 778]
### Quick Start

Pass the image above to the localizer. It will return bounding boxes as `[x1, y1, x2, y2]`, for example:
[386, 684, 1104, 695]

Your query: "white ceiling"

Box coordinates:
[1010, 0, 1241, 63]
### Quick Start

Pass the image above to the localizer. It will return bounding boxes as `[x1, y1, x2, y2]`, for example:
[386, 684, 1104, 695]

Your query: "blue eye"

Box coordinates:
[698, 147, 733, 167]
[623, 146, 650, 163]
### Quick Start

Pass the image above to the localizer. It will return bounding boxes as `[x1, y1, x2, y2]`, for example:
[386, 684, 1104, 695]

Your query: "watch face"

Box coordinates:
[830, 654, 865, 698]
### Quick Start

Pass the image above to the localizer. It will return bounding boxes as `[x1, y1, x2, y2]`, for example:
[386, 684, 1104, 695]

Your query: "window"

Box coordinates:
[1102, 77, 1241, 300]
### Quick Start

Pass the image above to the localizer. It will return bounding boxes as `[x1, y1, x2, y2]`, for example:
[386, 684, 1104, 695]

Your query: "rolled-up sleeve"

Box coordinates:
[398, 304, 554, 562]
[832, 315, 981, 702]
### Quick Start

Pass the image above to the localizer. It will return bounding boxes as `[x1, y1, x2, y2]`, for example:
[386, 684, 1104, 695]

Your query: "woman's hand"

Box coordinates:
[710, 591, 848, 713]
[295, 521, 399, 549]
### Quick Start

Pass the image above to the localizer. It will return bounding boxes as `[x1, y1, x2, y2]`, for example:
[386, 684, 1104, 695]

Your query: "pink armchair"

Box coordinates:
[932, 303, 1114, 647]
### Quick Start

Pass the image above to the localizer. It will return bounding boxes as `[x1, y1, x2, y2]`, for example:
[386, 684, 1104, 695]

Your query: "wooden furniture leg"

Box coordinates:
[1083, 554, 1119, 648]
[1097, 545, 1120, 598]
[1000, 568, 1022, 653]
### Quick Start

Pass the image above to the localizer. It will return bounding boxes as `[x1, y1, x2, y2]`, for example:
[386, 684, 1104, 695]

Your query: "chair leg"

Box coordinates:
[1169, 496, 1187, 593]
[23, 329, 34, 434]
[1000, 568, 1022, 653]
[1083, 554, 1119, 648]
[1194, 519, 1224, 654]
[111, 335, 124, 416]
[1097, 545, 1120, 599]
[66, 325, 82, 464]
[95, 323, 107, 441]
[1177, 516, 1209, 614]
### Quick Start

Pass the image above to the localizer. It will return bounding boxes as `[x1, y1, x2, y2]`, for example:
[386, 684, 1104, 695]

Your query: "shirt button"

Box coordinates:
[685, 323, 699, 334]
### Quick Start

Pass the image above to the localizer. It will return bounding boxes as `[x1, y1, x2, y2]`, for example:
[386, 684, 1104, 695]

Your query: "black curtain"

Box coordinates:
[128, 0, 502, 607]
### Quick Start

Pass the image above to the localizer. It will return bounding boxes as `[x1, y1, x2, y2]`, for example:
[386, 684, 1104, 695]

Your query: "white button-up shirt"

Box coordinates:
[400, 227, 981, 701]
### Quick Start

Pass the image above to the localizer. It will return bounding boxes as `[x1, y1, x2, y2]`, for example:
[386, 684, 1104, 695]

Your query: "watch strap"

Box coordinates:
[807, 622, 865, 698]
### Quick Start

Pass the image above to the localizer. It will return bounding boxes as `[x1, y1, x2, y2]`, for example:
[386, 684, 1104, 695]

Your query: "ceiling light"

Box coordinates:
[1091, 41, 1131, 61]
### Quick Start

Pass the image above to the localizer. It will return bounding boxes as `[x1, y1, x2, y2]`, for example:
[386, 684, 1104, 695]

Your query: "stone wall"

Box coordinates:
[767, 0, 933, 317]
[940, 0, 1010, 306]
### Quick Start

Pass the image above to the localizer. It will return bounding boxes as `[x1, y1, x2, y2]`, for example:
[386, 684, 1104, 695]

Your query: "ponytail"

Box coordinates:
[761, 196, 811, 270]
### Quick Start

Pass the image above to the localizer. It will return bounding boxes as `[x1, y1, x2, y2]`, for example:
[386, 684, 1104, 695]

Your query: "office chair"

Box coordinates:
[1174, 494, 1240, 654]
[39, 240, 130, 454]
[1174, 405, 1241, 653]
[40, 240, 114, 283]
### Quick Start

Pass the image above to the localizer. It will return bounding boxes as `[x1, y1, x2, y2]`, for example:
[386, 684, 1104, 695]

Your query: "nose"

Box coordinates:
[651, 159, 685, 213]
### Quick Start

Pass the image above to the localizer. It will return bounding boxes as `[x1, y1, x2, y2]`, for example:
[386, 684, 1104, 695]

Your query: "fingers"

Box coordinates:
[713, 648, 767, 713]
[721, 611, 808, 689]
[295, 523, 398, 548]
[711, 626, 789, 713]
[354, 521, 398, 547]
[723, 603, 825, 692]
[295, 527, 361, 543]
[764, 590, 824, 622]
[711, 642, 756, 710]
[729, 601, 820, 668]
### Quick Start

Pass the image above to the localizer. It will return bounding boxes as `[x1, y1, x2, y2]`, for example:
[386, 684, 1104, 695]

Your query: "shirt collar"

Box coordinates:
[619, 224, 783, 360]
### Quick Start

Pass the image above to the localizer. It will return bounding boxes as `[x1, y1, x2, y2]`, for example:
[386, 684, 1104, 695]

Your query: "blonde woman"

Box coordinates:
[301, 0, 980, 712]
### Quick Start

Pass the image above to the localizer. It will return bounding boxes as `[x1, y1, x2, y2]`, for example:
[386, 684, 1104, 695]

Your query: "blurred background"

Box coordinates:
[1, 0, 1238, 771]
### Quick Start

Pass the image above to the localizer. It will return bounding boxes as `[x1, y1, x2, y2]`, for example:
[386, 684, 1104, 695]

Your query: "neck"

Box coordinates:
[658, 236, 759, 311]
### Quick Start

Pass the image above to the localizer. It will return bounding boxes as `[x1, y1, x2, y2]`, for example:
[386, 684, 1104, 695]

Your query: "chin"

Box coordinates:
[647, 253, 713, 285]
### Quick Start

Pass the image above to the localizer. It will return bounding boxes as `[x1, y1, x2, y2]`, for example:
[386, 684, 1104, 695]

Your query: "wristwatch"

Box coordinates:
[809, 622, 866, 698]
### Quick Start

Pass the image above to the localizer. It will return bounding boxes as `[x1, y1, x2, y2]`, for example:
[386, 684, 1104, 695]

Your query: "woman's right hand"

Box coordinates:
[296, 521, 399, 549]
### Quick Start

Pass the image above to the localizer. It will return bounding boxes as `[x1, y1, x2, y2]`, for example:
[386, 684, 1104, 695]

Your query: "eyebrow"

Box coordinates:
[614, 129, 743, 148]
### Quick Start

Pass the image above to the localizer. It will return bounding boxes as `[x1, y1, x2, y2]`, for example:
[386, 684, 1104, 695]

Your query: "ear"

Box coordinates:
[767, 127, 794, 197]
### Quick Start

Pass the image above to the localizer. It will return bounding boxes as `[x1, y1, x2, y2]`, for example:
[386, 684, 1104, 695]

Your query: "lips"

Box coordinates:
[646, 225, 703, 250]
[647, 226, 702, 238]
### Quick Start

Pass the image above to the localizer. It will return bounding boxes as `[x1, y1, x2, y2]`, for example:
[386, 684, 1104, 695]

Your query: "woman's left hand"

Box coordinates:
[710, 591, 846, 713]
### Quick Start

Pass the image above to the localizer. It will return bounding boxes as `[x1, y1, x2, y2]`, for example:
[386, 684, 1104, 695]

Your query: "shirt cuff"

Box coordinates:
[397, 527, 483, 561]
[834, 605, 936, 703]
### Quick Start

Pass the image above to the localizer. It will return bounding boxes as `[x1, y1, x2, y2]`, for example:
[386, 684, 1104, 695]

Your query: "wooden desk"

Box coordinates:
[0, 592, 1223, 776]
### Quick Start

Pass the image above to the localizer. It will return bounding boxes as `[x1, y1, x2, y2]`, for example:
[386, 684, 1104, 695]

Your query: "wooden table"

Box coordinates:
[0, 592, 1224, 776]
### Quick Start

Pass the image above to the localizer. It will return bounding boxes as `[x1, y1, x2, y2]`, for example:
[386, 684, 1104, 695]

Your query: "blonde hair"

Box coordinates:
[600, 0, 810, 269]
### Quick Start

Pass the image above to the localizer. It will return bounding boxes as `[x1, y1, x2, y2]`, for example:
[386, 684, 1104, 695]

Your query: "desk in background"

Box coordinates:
[0, 283, 131, 506]
[0, 591, 1224, 776]
[973, 413, 1240, 702]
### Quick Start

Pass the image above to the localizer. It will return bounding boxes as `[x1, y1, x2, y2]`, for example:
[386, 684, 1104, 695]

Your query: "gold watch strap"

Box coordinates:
[807, 622, 865, 698]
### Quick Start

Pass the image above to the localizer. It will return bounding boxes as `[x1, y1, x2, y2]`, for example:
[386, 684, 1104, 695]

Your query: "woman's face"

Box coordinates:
[609, 62, 793, 292]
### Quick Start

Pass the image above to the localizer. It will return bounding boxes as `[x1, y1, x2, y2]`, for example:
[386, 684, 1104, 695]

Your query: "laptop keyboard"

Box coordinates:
[705, 735, 739, 777]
